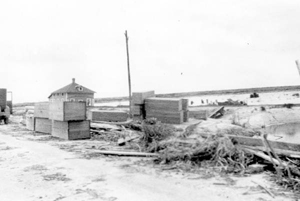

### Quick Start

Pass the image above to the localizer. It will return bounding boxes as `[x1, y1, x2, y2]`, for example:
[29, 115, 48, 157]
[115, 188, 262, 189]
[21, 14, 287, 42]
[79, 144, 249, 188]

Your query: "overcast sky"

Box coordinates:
[0, 0, 300, 103]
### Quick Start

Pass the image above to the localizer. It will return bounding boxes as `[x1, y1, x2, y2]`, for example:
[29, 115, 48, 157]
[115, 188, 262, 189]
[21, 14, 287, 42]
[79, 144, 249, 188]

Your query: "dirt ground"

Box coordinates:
[0, 115, 298, 201]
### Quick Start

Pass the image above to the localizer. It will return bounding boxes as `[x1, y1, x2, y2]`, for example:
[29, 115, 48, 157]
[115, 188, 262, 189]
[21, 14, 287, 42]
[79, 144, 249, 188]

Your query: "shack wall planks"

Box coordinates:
[35, 117, 51, 134]
[132, 91, 155, 104]
[145, 98, 182, 111]
[51, 120, 90, 140]
[34, 102, 49, 118]
[88, 110, 128, 122]
[49, 102, 86, 121]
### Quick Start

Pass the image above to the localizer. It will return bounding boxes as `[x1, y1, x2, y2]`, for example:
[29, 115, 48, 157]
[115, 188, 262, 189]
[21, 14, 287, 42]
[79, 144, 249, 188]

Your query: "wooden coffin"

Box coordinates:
[132, 91, 155, 104]
[131, 104, 145, 116]
[145, 98, 182, 112]
[34, 102, 49, 118]
[49, 102, 86, 121]
[183, 110, 189, 122]
[25, 115, 35, 131]
[182, 99, 189, 111]
[52, 120, 90, 140]
[88, 110, 128, 122]
[189, 110, 207, 120]
[146, 110, 184, 124]
[35, 117, 51, 134]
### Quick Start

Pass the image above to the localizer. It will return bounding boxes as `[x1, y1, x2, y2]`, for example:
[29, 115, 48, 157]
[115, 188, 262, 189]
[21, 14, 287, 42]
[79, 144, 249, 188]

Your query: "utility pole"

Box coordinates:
[125, 30, 132, 118]
[295, 60, 300, 77]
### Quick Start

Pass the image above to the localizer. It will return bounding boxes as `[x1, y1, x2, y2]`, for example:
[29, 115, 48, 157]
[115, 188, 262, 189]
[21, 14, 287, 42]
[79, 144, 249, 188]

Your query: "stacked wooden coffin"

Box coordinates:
[145, 97, 189, 124]
[131, 91, 155, 119]
[49, 102, 90, 140]
[182, 99, 189, 122]
[30, 102, 52, 134]
[189, 108, 207, 120]
[88, 110, 128, 122]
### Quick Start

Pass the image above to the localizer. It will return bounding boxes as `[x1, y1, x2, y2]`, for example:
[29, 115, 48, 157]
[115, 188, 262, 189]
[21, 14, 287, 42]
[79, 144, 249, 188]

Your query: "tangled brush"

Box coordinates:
[157, 134, 254, 174]
[139, 118, 176, 152]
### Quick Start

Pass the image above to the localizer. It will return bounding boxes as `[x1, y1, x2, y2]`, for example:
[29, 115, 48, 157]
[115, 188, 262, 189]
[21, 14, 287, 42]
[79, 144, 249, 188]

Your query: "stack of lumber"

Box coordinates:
[88, 110, 128, 122]
[145, 97, 184, 124]
[131, 91, 155, 119]
[49, 102, 90, 140]
[33, 103, 51, 134]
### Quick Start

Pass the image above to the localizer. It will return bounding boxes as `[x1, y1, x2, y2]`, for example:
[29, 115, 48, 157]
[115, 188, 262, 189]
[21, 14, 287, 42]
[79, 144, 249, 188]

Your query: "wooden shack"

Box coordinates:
[48, 78, 95, 106]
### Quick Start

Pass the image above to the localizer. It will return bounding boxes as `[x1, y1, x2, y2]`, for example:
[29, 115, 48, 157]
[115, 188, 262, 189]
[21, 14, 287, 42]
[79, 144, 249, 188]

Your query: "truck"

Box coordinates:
[0, 89, 11, 124]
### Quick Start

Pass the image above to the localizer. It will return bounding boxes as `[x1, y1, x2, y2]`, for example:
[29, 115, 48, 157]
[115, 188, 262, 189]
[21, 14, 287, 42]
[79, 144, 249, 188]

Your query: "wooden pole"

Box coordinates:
[125, 30, 132, 118]
[295, 60, 300, 77]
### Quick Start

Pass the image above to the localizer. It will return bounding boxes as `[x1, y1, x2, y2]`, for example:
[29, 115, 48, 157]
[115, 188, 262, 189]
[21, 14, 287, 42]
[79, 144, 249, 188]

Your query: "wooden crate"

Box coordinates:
[189, 110, 207, 120]
[145, 98, 182, 112]
[88, 110, 128, 122]
[132, 91, 155, 104]
[131, 104, 145, 117]
[52, 120, 90, 140]
[34, 102, 49, 118]
[146, 110, 183, 124]
[25, 115, 35, 131]
[49, 102, 86, 121]
[35, 118, 51, 134]
[182, 99, 189, 111]
[183, 110, 189, 122]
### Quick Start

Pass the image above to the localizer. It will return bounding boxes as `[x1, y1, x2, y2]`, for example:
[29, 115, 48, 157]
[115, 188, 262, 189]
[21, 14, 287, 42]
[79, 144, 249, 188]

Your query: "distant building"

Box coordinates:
[48, 78, 95, 106]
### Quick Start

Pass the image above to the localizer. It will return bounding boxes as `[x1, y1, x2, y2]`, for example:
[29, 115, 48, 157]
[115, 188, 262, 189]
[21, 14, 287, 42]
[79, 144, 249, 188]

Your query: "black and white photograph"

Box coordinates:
[0, 0, 300, 200]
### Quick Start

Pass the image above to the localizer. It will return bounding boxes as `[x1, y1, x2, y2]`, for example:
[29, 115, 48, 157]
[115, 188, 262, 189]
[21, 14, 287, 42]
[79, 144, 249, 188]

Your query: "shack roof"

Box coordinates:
[49, 78, 95, 98]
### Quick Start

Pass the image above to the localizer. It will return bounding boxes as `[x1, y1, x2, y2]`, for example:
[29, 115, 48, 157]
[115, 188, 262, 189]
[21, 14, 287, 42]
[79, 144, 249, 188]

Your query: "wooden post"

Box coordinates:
[125, 30, 132, 118]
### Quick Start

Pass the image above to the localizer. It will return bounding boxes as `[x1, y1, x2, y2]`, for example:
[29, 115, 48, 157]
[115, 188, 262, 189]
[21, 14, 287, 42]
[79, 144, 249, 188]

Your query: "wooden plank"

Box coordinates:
[208, 106, 225, 118]
[92, 150, 158, 157]
[49, 102, 86, 121]
[132, 91, 155, 104]
[51, 120, 90, 140]
[34, 102, 49, 118]
[228, 135, 300, 152]
[89, 110, 128, 122]
[241, 145, 300, 158]
[34, 118, 52, 134]
[145, 97, 182, 111]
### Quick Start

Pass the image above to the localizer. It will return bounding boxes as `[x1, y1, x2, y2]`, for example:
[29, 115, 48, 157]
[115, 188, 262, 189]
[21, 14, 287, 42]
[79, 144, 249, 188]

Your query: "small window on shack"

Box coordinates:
[70, 98, 75, 102]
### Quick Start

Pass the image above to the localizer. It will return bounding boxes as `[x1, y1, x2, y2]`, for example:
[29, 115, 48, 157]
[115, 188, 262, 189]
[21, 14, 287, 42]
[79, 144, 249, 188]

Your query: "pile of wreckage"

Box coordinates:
[22, 91, 300, 194]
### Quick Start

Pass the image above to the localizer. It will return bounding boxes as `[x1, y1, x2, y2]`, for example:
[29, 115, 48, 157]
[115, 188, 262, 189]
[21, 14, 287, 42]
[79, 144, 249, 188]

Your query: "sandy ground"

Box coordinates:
[0, 117, 298, 201]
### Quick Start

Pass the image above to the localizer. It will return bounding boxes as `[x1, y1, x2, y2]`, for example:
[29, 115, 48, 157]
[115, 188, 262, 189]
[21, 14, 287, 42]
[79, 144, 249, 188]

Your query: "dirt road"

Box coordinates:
[0, 121, 295, 201]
